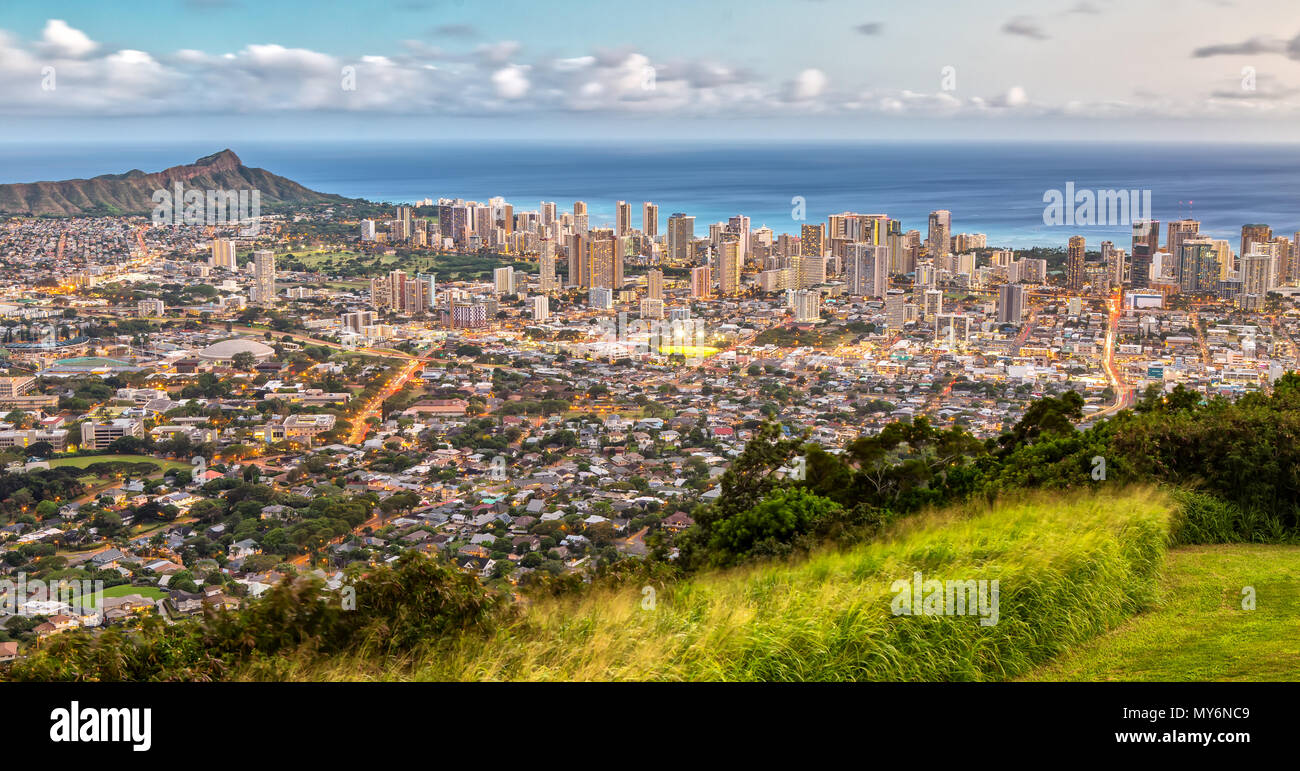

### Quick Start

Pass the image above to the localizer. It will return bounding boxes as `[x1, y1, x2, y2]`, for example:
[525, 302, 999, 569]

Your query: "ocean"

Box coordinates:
[3, 141, 1300, 249]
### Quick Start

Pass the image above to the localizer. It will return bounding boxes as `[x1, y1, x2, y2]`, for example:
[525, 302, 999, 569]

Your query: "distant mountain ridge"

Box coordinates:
[0, 149, 347, 216]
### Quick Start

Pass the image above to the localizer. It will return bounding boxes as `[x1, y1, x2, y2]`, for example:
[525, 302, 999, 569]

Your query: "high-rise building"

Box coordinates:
[792, 289, 821, 322]
[1100, 240, 1126, 287]
[588, 287, 613, 309]
[1241, 224, 1272, 266]
[691, 266, 712, 299]
[846, 244, 889, 298]
[1177, 237, 1219, 295]
[642, 202, 658, 239]
[369, 276, 391, 309]
[717, 239, 743, 295]
[1270, 236, 1294, 286]
[210, 238, 237, 270]
[727, 215, 751, 261]
[539, 238, 557, 292]
[403, 280, 429, 314]
[647, 268, 664, 300]
[927, 210, 952, 258]
[758, 268, 793, 293]
[1166, 219, 1200, 265]
[494, 266, 516, 295]
[531, 295, 549, 322]
[387, 270, 408, 311]
[1017, 258, 1047, 284]
[567, 232, 587, 288]
[794, 255, 827, 289]
[1131, 219, 1160, 288]
[450, 302, 489, 329]
[490, 198, 513, 236]
[667, 213, 695, 263]
[252, 250, 276, 306]
[1066, 236, 1086, 292]
[573, 201, 589, 234]
[1241, 251, 1273, 310]
[884, 291, 907, 330]
[587, 228, 624, 289]
[615, 201, 632, 236]
[639, 297, 665, 319]
[800, 224, 825, 259]
[1212, 239, 1234, 281]
[997, 284, 1026, 324]
[341, 310, 376, 334]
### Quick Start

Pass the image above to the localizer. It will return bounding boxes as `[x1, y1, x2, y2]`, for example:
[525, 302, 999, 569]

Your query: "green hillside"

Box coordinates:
[0, 149, 346, 216]
[301, 488, 1173, 681]
[1024, 544, 1300, 681]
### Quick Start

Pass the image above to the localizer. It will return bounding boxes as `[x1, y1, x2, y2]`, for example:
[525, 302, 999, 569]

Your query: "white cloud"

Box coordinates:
[40, 19, 96, 58]
[492, 65, 530, 99]
[786, 68, 827, 101]
[1000, 86, 1029, 107]
[2, 19, 1298, 124]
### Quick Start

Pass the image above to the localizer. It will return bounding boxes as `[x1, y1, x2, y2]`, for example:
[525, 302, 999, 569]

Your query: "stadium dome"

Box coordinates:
[198, 338, 276, 362]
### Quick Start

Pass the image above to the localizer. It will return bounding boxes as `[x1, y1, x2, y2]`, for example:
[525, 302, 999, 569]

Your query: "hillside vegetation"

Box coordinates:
[0, 149, 345, 216]
[1024, 544, 1300, 681]
[298, 488, 1171, 681]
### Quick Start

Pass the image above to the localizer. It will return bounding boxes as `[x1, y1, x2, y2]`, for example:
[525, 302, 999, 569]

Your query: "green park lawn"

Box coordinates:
[47, 454, 191, 473]
[81, 584, 169, 609]
[1024, 544, 1300, 681]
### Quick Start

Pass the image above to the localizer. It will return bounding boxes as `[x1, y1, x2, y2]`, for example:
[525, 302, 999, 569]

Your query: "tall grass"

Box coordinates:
[295, 487, 1173, 682]
[1168, 489, 1296, 545]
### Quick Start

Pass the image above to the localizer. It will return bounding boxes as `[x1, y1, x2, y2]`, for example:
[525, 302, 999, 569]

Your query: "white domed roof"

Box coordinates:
[198, 338, 276, 361]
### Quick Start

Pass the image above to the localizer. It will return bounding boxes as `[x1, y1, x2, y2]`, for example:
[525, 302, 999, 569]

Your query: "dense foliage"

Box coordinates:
[7, 552, 504, 681]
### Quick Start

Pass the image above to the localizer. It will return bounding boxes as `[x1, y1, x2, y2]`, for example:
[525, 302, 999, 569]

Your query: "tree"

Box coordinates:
[698, 487, 842, 567]
[25, 441, 54, 459]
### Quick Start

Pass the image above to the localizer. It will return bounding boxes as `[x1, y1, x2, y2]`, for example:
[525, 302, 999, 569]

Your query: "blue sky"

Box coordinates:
[3, 0, 1300, 142]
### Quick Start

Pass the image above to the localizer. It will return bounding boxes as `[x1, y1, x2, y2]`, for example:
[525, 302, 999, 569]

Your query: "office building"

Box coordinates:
[252, 249, 276, 306]
[210, 238, 237, 270]
[667, 213, 695, 263]
[642, 202, 658, 239]
[997, 284, 1026, 324]
[846, 244, 889, 298]
[928, 210, 951, 258]
[647, 268, 663, 300]
[691, 266, 712, 299]
[1066, 236, 1086, 292]
[531, 295, 549, 322]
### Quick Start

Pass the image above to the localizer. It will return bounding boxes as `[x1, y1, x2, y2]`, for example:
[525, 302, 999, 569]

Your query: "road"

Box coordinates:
[1012, 309, 1036, 354]
[1091, 293, 1134, 420]
[347, 356, 427, 444]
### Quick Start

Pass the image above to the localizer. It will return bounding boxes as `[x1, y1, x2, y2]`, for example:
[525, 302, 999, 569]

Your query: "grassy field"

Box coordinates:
[284, 250, 534, 281]
[47, 454, 190, 473]
[1024, 544, 1300, 681]
[81, 584, 168, 609]
[293, 487, 1173, 682]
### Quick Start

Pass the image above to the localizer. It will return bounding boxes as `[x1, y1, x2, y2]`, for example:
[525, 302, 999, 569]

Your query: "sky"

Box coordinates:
[3, 0, 1300, 143]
